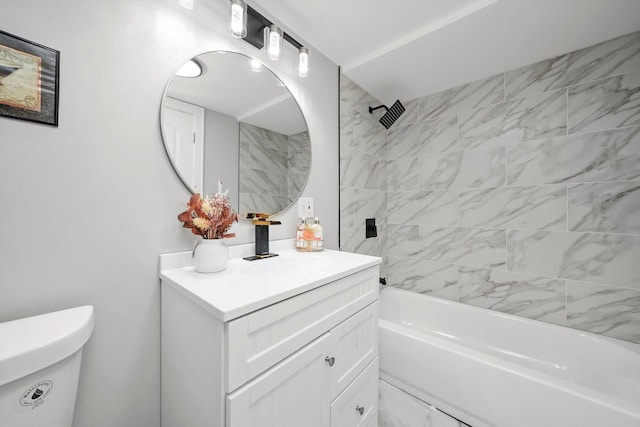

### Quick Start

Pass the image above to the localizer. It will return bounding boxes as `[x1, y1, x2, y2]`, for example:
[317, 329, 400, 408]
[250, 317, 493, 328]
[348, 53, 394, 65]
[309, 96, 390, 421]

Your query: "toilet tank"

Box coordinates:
[0, 306, 94, 427]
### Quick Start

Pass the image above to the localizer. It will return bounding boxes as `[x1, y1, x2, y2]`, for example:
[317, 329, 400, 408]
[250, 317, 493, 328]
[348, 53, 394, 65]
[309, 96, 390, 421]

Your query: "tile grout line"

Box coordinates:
[503, 72, 507, 103]
[566, 184, 569, 232]
[566, 87, 570, 136]
[564, 279, 568, 327]
[505, 227, 509, 273]
[456, 263, 460, 302]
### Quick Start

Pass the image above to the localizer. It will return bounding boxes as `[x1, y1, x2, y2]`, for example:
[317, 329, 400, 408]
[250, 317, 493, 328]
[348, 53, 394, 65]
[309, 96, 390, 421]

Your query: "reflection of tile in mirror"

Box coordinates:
[239, 123, 310, 215]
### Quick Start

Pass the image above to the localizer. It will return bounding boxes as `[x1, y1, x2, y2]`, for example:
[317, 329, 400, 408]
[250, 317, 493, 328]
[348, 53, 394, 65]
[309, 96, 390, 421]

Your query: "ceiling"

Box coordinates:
[165, 51, 306, 135]
[253, 0, 640, 104]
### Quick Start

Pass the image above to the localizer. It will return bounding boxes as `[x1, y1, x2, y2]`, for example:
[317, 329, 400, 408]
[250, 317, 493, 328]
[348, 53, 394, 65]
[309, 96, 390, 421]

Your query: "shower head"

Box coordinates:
[368, 100, 405, 129]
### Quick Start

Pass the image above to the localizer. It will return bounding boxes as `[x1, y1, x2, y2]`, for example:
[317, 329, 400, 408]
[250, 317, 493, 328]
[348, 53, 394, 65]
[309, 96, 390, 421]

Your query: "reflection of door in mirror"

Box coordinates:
[163, 97, 205, 193]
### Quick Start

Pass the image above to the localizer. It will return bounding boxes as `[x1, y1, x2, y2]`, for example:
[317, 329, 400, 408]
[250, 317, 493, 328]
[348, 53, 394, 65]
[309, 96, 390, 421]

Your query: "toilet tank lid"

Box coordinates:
[0, 305, 94, 387]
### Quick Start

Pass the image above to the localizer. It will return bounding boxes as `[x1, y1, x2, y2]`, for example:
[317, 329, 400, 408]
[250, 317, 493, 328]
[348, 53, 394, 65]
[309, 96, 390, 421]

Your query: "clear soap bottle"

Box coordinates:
[311, 217, 323, 251]
[296, 217, 307, 251]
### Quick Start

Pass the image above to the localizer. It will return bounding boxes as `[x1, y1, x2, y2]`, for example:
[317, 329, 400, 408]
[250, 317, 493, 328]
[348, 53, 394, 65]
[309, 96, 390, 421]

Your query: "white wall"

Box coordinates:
[204, 108, 239, 202]
[0, 1, 338, 426]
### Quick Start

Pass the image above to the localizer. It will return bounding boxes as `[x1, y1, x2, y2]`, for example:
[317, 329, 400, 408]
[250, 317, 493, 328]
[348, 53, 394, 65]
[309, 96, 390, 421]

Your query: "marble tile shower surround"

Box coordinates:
[505, 31, 640, 100]
[568, 70, 640, 134]
[239, 123, 310, 214]
[286, 131, 310, 198]
[567, 280, 640, 344]
[568, 182, 640, 234]
[339, 31, 640, 344]
[458, 267, 566, 326]
[340, 75, 388, 275]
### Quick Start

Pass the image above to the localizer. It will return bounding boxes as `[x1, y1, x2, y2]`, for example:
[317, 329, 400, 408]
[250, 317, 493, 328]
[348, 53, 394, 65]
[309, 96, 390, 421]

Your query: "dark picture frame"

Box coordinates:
[0, 30, 60, 126]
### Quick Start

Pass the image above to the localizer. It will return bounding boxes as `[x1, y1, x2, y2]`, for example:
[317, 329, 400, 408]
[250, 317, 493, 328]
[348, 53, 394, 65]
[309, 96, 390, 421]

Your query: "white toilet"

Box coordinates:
[0, 306, 94, 427]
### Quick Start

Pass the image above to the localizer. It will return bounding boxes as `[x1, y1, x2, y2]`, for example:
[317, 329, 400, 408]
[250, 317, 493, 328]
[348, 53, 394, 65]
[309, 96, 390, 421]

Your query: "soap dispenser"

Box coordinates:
[311, 217, 323, 251]
[296, 217, 307, 250]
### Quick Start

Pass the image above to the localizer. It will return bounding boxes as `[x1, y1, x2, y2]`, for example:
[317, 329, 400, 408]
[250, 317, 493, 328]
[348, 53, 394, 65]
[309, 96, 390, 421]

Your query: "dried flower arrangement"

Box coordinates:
[178, 182, 238, 239]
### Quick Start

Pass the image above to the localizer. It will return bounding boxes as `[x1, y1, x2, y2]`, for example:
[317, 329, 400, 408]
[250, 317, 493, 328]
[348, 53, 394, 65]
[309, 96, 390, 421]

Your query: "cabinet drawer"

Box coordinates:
[329, 302, 378, 400]
[330, 357, 378, 427]
[226, 266, 379, 391]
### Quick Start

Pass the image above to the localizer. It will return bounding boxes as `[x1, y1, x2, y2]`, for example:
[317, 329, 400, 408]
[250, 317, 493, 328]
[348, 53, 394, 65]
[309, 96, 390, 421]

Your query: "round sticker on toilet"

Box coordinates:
[19, 380, 53, 408]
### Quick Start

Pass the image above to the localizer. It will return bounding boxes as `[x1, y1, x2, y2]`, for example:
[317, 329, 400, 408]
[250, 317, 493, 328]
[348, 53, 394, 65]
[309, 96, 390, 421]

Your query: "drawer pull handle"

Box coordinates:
[325, 356, 335, 367]
[356, 405, 364, 416]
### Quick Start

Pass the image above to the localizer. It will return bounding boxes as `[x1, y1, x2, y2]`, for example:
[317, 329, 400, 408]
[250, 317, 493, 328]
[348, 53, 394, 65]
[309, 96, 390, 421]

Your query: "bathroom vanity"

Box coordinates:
[160, 241, 381, 427]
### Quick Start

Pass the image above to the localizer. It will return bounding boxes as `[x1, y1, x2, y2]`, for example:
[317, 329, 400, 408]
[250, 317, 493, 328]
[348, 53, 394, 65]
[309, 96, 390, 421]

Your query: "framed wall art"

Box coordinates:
[0, 30, 60, 126]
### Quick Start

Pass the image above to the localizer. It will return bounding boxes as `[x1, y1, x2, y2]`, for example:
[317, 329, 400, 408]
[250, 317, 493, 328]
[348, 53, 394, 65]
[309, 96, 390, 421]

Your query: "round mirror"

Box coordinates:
[160, 51, 311, 217]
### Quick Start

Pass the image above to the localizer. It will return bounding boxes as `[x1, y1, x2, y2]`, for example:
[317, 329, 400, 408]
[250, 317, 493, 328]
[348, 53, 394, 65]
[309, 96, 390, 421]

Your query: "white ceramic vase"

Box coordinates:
[193, 239, 228, 273]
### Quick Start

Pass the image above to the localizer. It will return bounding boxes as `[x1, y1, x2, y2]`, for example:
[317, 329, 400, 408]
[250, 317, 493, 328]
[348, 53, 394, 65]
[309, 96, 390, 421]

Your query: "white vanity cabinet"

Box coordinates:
[160, 247, 381, 427]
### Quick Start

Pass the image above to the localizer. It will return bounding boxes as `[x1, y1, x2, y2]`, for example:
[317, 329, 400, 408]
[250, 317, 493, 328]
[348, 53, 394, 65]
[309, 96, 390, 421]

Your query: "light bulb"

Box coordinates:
[250, 58, 262, 72]
[298, 47, 309, 77]
[265, 25, 283, 60]
[230, 0, 247, 38]
[179, 0, 194, 9]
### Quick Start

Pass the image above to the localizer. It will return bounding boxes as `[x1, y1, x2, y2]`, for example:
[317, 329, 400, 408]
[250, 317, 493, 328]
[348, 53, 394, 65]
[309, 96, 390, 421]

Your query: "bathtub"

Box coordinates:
[378, 287, 640, 427]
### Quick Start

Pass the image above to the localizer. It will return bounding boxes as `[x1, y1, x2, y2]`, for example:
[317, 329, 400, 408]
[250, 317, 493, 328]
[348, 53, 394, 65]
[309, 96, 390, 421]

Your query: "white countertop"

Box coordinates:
[159, 241, 381, 322]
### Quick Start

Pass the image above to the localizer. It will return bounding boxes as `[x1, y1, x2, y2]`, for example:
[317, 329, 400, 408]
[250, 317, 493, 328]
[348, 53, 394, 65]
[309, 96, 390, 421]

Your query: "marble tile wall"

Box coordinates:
[339, 75, 388, 275]
[239, 123, 310, 215]
[287, 131, 311, 199]
[339, 31, 640, 344]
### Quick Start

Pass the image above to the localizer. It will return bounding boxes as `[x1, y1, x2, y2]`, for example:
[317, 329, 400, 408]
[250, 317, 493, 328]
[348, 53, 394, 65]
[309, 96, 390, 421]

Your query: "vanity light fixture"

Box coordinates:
[229, 0, 247, 38]
[298, 47, 309, 77]
[231, 2, 310, 76]
[265, 25, 283, 60]
[176, 59, 203, 78]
